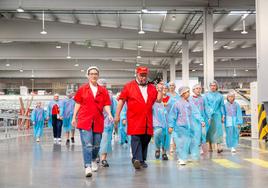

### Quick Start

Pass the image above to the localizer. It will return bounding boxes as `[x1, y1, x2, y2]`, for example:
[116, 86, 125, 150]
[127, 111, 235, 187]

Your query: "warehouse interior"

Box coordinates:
[1, 0, 268, 187]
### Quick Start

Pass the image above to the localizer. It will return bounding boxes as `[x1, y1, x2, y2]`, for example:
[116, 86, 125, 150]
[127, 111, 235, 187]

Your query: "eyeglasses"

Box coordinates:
[88, 73, 99, 76]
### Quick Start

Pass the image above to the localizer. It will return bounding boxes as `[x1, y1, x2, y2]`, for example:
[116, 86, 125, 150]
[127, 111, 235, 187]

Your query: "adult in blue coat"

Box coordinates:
[203, 80, 225, 153]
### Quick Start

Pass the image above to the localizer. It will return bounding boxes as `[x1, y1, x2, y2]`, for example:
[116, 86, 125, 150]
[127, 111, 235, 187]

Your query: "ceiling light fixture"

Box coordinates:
[245, 69, 249, 72]
[192, 70, 196, 72]
[138, 14, 145, 34]
[74, 64, 79, 67]
[40, 10, 47, 35]
[56, 44, 61, 49]
[171, 15, 176, 21]
[241, 19, 248, 34]
[233, 68, 237, 77]
[6, 63, 10, 67]
[16, 0, 24, 12]
[20, 69, 24, 72]
[66, 42, 71, 59]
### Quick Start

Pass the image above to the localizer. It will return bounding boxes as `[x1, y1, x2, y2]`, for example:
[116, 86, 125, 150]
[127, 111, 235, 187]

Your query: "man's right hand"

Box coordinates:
[72, 119, 77, 127]
[168, 127, 173, 134]
[122, 119, 127, 126]
[114, 116, 120, 126]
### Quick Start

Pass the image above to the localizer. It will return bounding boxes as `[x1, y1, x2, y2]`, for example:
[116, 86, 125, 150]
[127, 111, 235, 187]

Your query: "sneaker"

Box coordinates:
[101, 160, 109, 167]
[155, 150, 160, 159]
[66, 139, 70, 145]
[231, 147, 236, 153]
[85, 167, 92, 177]
[91, 161, 98, 172]
[71, 137, 75, 144]
[141, 161, 148, 168]
[36, 138, 40, 142]
[96, 156, 100, 164]
[178, 159, 186, 165]
[133, 160, 141, 169]
[162, 153, 168, 160]
[54, 138, 57, 144]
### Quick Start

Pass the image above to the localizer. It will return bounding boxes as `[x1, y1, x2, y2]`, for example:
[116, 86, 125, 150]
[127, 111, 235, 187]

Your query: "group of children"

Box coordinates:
[30, 79, 243, 167]
[148, 80, 243, 165]
[30, 92, 76, 144]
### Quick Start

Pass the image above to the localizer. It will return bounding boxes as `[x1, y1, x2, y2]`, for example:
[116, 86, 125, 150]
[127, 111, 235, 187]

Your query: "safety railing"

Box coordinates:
[0, 113, 31, 140]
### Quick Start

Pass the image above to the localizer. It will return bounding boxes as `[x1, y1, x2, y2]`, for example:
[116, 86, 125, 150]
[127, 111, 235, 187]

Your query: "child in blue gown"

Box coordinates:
[224, 91, 243, 153]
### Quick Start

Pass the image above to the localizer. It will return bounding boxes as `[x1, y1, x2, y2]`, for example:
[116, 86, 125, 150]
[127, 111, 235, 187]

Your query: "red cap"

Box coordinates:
[136, 66, 149, 74]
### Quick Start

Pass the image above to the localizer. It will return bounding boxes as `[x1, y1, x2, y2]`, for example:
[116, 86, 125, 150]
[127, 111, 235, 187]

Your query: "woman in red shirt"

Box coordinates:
[72, 66, 113, 178]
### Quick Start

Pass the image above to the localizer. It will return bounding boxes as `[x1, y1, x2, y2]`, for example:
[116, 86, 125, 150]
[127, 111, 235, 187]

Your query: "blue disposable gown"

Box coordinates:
[62, 98, 75, 132]
[168, 98, 204, 161]
[189, 95, 209, 144]
[203, 91, 225, 144]
[118, 104, 129, 145]
[166, 92, 180, 113]
[224, 101, 243, 148]
[31, 107, 46, 138]
[188, 96, 208, 160]
[153, 102, 170, 151]
[46, 99, 64, 128]
[100, 92, 117, 154]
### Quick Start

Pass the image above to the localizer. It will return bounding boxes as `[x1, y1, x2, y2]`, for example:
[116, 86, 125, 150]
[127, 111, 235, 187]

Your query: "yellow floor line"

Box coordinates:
[212, 159, 242, 169]
[239, 144, 268, 154]
[244, 158, 268, 168]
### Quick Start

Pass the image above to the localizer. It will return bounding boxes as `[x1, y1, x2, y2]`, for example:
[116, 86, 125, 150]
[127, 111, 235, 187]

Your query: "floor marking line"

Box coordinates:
[244, 158, 268, 168]
[212, 159, 242, 169]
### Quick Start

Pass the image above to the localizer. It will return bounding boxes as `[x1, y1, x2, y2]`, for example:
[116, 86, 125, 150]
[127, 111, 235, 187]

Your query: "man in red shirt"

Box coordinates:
[72, 66, 113, 178]
[115, 66, 163, 170]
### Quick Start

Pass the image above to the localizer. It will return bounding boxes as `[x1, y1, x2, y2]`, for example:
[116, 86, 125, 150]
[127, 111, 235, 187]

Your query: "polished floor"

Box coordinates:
[0, 131, 268, 188]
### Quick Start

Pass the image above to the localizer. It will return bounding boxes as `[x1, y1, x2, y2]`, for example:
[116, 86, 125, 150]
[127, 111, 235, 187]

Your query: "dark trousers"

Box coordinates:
[131, 134, 151, 162]
[52, 115, 62, 138]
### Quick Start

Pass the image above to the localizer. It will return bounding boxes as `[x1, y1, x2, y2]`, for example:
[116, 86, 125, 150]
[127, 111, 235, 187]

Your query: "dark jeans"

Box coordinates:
[52, 115, 62, 138]
[131, 134, 151, 162]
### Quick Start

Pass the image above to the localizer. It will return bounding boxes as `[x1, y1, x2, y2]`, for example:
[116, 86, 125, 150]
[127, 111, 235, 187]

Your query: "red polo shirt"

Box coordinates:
[119, 80, 158, 135]
[74, 83, 111, 133]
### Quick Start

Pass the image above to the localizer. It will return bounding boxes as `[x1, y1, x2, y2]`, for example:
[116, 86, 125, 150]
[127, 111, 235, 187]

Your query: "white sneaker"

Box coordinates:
[91, 161, 98, 172]
[36, 138, 40, 142]
[85, 167, 92, 177]
[57, 138, 61, 144]
[177, 159, 186, 165]
[231, 147, 236, 153]
[54, 138, 57, 144]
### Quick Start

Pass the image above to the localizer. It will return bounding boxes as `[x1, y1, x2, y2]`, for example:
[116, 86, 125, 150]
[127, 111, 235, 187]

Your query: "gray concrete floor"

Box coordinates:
[0, 131, 268, 188]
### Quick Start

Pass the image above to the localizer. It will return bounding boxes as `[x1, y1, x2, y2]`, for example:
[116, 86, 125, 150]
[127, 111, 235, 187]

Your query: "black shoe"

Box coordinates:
[96, 156, 100, 164]
[66, 139, 70, 145]
[133, 160, 141, 169]
[162, 154, 168, 161]
[101, 160, 110, 167]
[71, 137, 75, 143]
[155, 150, 160, 159]
[141, 161, 148, 168]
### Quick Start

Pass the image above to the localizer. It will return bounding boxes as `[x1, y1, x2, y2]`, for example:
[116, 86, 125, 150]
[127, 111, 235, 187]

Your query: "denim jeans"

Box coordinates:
[79, 129, 102, 168]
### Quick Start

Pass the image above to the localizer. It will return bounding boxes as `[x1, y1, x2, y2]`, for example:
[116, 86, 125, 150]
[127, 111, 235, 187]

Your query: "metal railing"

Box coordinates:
[0, 113, 31, 140]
